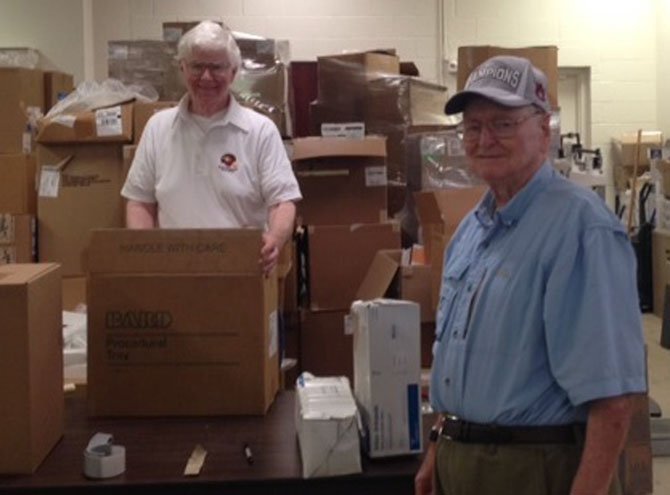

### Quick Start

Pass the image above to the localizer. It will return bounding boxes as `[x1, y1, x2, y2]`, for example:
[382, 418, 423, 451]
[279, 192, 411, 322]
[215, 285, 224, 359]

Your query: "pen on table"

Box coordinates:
[243, 443, 254, 465]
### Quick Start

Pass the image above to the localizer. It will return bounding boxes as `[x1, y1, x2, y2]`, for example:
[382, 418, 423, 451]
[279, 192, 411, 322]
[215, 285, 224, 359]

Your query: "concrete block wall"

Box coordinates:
[90, 0, 441, 83]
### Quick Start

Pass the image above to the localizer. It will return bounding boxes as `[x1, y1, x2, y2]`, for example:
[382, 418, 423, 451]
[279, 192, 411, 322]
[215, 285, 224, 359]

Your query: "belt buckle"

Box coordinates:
[444, 415, 467, 442]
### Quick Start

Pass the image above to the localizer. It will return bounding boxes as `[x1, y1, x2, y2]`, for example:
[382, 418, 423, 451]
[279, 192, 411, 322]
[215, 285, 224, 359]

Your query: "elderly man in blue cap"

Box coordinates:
[415, 55, 646, 495]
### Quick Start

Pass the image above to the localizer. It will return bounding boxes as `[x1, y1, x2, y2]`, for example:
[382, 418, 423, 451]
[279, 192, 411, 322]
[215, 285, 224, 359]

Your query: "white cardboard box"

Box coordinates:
[350, 298, 422, 457]
[294, 374, 362, 478]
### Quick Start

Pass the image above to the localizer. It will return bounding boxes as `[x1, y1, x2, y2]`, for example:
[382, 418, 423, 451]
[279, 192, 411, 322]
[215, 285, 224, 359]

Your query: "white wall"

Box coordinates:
[90, 0, 442, 82]
[443, 0, 659, 169]
[658, 0, 670, 140]
[0, 0, 85, 82]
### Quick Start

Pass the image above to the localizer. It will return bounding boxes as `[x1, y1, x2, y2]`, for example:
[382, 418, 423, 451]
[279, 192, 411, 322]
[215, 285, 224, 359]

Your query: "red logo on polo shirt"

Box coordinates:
[219, 153, 238, 172]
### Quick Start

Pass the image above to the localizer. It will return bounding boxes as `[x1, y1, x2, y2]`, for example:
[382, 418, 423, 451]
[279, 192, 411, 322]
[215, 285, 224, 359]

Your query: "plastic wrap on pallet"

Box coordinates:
[364, 75, 451, 128]
[420, 131, 482, 190]
[233, 61, 293, 137]
[108, 40, 183, 101]
[0, 47, 59, 70]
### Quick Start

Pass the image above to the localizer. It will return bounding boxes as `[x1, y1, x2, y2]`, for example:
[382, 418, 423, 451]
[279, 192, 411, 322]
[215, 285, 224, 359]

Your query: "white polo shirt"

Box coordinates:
[121, 95, 301, 228]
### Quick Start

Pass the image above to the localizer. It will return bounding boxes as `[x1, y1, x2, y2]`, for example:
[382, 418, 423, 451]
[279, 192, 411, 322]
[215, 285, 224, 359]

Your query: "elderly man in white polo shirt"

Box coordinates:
[121, 20, 301, 275]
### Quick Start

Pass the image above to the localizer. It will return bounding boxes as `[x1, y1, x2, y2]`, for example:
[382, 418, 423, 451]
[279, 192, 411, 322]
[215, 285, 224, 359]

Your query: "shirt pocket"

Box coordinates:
[435, 256, 470, 342]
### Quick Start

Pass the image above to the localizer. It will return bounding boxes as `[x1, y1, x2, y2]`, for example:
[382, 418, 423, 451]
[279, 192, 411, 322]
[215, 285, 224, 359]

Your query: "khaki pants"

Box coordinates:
[435, 437, 622, 495]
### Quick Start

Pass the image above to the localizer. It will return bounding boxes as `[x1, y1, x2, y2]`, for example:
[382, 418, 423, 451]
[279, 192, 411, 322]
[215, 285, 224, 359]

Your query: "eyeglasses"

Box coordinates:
[185, 61, 232, 77]
[458, 111, 543, 143]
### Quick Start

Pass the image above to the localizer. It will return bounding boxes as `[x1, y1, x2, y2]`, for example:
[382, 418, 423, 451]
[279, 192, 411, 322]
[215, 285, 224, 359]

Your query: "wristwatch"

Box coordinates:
[429, 425, 441, 443]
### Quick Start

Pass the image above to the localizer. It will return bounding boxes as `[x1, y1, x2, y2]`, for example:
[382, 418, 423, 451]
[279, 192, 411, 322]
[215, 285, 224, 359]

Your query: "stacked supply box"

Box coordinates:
[0, 67, 44, 154]
[350, 299, 422, 457]
[0, 214, 35, 264]
[36, 102, 133, 276]
[86, 228, 279, 416]
[291, 137, 401, 382]
[415, 187, 487, 313]
[0, 263, 63, 473]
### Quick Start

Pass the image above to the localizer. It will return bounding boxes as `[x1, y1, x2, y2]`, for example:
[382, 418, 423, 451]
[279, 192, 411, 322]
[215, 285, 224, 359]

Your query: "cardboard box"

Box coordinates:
[295, 375, 362, 478]
[612, 131, 663, 168]
[62, 276, 86, 312]
[0, 214, 35, 264]
[0, 67, 44, 153]
[0, 153, 37, 215]
[291, 137, 388, 225]
[0, 263, 63, 473]
[300, 310, 352, 383]
[133, 101, 176, 144]
[36, 103, 133, 144]
[365, 76, 450, 127]
[356, 249, 434, 322]
[350, 299, 422, 457]
[414, 187, 486, 312]
[308, 223, 400, 311]
[36, 144, 126, 276]
[652, 229, 670, 318]
[457, 46, 558, 109]
[43, 71, 74, 112]
[86, 228, 279, 416]
[317, 50, 400, 105]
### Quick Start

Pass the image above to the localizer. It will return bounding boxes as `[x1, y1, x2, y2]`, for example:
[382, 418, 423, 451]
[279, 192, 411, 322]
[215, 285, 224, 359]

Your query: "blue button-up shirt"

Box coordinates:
[430, 163, 647, 426]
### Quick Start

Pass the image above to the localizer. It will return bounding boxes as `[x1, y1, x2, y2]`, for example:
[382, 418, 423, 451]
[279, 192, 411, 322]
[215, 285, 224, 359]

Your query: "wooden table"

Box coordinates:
[0, 388, 425, 494]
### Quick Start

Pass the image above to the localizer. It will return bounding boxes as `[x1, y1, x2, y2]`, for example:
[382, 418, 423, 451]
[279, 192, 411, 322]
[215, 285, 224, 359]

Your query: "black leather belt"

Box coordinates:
[440, 416, 585, 444]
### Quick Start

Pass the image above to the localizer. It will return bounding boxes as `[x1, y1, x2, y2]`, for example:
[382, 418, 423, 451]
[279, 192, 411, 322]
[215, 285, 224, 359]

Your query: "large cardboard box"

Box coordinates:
[457, 46, 558, 109]
[0, 67, 44, 153]
[300, 310, 352, 382]
[308, 223, 401, 311]
[43, 71, 74, 112]
[62, 276, 86, 312]
[86, 228, 279, 416]
[350, 299, 422, 457]
[0, 153, 37, 215]
[356, 249, 434, 323]
[0, 263, 63, 473]
[611, 131, 663, 168]
[36, 144, 126, 276]
[37, 103, 133, 144]
[317, 51, 400, 105]
[365, 76, 450, 127]
[415, 187, 486, 312]
[291, 136, 388, 225]
[133, 101, 176, 144]
[0, 214, 35, 264]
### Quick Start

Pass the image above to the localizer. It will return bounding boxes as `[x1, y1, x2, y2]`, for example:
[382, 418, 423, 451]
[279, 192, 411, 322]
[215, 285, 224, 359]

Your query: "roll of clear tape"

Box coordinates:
[83, 432, 126, 479]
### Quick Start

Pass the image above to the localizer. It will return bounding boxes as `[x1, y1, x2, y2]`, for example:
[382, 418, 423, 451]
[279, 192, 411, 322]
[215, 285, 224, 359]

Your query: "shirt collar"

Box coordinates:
[173, 94, 251, 133]
[475, 161, 554, 228]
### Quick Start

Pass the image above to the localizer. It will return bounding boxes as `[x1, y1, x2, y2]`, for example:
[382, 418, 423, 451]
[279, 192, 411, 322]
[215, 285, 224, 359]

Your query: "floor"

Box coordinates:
[643, 313, 670, 494]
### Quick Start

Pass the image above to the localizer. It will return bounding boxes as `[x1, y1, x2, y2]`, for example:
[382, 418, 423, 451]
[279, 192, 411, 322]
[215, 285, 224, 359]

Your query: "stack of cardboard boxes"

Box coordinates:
[0, 54, 74, 268]
[291, 136, 401, 382]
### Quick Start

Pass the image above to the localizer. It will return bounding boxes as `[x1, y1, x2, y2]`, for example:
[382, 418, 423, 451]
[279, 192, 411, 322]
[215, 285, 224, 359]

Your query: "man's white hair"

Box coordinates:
[176, 20, 242, 70]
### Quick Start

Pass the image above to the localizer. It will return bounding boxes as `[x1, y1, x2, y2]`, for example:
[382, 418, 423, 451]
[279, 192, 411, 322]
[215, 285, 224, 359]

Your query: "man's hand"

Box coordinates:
[260, 232, 281, 276]
[415, 441, 437, 495]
